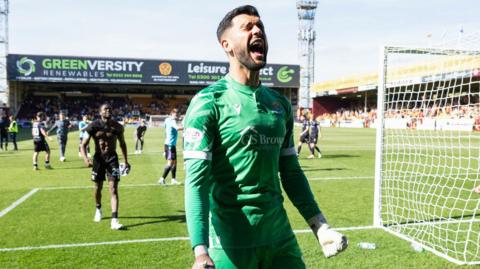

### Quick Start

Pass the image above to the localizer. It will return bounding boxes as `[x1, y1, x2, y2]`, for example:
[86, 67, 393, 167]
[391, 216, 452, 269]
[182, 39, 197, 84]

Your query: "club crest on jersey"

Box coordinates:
[271, 101, 283, 114]
[184, 128, 204, 143]
[233, 104, 241, 115]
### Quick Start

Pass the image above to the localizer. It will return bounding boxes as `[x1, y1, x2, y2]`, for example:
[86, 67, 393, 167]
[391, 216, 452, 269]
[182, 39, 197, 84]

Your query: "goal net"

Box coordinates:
[375, 45, 480, 264]
[146, 114, 168, 128]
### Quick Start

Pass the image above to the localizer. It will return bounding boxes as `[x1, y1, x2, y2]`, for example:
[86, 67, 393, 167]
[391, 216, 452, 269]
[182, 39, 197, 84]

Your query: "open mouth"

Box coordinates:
[249, 39, 265, 58]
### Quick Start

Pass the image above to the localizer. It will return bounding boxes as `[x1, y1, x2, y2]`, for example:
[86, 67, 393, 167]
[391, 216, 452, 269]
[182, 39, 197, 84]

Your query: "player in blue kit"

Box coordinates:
[158, 108, 182, 185]
[78, 115, 91, 158]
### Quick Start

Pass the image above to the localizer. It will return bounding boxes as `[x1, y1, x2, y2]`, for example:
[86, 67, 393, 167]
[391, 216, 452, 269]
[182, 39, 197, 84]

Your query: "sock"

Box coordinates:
[96, 204, 101, 210]
[33, 162, 38, 167]
[297, 145, 302, 154]
[162, 165, 171, 179]
[45, 161, 50, 164]
[309, 145, 314, 155]
[315, 146, 321, 154]
[171, 164, 177, 179]
[112, 212, 118, 219]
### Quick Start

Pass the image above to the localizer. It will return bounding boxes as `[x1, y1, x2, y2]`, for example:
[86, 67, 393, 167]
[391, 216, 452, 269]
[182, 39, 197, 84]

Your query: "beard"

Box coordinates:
[235, 47, 267, 71]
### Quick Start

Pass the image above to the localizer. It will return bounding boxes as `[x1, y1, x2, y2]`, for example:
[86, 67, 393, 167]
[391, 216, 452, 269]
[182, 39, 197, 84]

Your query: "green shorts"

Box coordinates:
[209, 235, 305, 269]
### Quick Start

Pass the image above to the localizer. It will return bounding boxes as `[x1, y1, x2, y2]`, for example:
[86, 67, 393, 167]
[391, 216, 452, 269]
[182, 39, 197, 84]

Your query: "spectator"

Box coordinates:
[8, 115, 18, 150]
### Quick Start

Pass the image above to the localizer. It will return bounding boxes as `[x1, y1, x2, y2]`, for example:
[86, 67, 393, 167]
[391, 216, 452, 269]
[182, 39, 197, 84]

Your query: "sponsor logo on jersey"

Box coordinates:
[239, 126, 283, 147]
[184, 128, 204, 143]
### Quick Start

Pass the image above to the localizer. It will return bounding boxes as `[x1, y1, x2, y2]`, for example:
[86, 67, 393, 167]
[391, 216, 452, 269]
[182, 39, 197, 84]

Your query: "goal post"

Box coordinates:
[374, 46, 387, 228]
[375, 45, 480, 265]
[146, 114, 169, 128]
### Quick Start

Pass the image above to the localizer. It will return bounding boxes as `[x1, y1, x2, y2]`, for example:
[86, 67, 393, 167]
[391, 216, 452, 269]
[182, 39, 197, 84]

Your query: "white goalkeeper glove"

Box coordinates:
[192, 245, 215, 269]
[308, 214, 348, 258]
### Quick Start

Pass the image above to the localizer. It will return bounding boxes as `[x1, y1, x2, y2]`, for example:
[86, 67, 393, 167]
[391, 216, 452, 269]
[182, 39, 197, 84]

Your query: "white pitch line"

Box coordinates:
[320, 145, 375, 148]
[314, 148, 374, 151]
[0, 237, 190, 252]
[41, 185, 95, 190]
[0, 188, 39, 218]
[294, 225, 377, 234]
[40, 177, 374, 191]
[41, 183, 182, 191]
[0, 225, 377, 252]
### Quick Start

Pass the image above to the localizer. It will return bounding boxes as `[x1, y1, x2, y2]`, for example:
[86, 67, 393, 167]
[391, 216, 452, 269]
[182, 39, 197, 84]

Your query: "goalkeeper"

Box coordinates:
[184, 5, 347, 269]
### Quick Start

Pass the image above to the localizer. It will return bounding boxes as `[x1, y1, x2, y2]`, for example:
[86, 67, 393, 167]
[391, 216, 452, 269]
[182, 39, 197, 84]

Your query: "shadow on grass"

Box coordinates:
[302, 167, 346, 172]
[384, 213, 478, 227]
[298, 154, 359, 160]
[320, 154, 360, 159]
[52, 165, 90, 170]
[0, 150, 29, 157]
[106, 211, 186, 229]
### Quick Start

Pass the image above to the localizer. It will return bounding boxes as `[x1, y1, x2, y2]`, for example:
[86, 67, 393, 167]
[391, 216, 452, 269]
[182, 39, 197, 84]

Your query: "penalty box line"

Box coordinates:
[0, 225, 377, 252]
[0, 176, 373, 218]
[0, 184, 180, 217]
[0, 186, 376, 252]
[0, 188, 39, 218]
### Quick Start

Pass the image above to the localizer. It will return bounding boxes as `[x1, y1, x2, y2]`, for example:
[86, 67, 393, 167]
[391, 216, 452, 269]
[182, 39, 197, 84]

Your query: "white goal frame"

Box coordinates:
[374, 45, 480, 265]
[146, 114, 169, 128]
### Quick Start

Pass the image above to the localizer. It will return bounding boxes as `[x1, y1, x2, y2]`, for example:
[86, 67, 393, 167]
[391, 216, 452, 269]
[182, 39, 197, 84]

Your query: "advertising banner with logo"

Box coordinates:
[8, 54, 299, 88]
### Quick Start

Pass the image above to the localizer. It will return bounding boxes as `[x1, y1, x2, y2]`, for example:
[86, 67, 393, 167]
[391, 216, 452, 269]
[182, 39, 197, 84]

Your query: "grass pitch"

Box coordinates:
[0, 127, 470, 268]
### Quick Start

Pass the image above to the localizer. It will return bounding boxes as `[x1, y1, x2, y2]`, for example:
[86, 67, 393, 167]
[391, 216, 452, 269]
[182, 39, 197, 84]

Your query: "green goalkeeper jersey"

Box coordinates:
[184, 75, 321, 249]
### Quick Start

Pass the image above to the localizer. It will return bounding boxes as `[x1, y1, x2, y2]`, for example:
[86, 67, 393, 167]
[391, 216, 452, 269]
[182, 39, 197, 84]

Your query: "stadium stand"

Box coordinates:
[16, 95, 189, 123]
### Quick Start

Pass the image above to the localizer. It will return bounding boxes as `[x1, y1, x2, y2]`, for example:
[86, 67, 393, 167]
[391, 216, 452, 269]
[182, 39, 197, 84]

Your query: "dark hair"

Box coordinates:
[36, 112, 44, 118]
[100, 103, 111, 109]
[216, 5, 260, 42]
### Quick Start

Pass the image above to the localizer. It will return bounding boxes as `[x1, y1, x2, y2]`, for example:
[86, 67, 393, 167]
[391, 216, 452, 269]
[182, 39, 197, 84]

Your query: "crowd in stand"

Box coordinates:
[13, 94, 480, 131]
[313, 102, 480, 129]
[18, 96, 129, 122]
[315, 106, 377, 128]
[16, 95, 190, 124]
[143, 100, 188, 116]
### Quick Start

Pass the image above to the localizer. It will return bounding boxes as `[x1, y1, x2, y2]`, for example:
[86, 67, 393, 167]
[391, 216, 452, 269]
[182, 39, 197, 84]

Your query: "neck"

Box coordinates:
[101, 117, 109, 123]
[228, 61, 260, 87]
